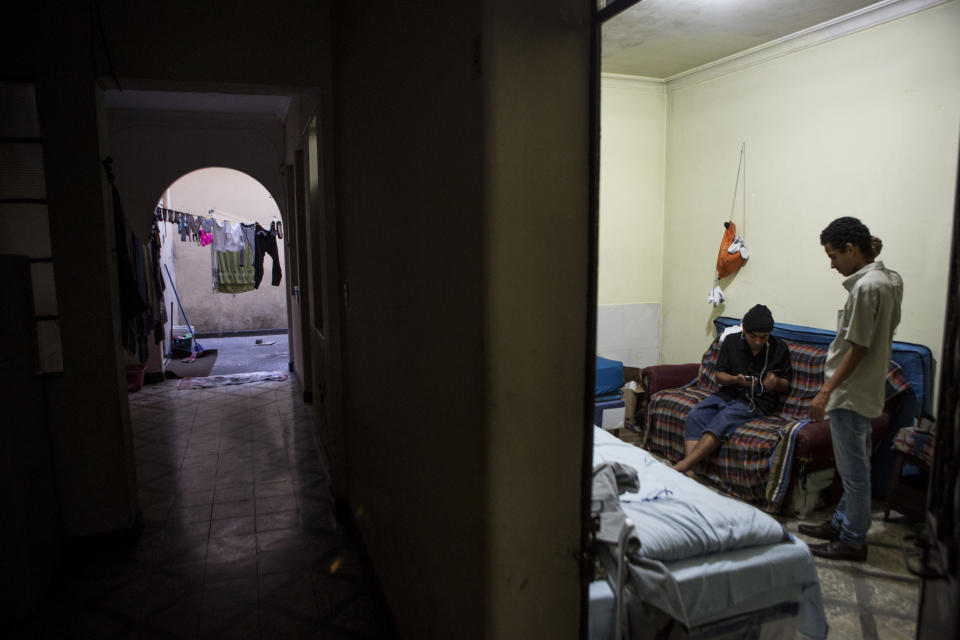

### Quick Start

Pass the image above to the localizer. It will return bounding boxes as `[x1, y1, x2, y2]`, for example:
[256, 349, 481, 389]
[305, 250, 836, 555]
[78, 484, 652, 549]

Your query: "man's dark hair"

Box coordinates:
[820, 216, 874, 259]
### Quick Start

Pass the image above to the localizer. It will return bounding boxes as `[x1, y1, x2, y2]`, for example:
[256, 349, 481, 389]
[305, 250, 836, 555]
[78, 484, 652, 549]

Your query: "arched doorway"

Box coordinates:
[155, 167, 290, 379]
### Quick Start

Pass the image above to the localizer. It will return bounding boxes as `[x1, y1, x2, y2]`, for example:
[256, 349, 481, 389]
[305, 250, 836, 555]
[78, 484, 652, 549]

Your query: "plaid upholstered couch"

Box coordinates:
[640, 329, 912, 513]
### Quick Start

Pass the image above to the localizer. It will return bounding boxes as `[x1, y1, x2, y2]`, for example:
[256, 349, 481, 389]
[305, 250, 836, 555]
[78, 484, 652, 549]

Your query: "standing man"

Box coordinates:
[801, 217, 903, 561]
[673, 304, 792, 476]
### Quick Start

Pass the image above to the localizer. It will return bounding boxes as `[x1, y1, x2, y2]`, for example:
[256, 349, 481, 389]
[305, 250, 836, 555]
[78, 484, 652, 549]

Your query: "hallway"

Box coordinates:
[17, 376, 395, 639]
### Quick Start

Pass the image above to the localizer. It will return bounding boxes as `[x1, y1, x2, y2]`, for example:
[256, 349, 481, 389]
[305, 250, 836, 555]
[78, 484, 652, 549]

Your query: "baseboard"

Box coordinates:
[333, 499, 400, 637]
[194, 328, 288, 338]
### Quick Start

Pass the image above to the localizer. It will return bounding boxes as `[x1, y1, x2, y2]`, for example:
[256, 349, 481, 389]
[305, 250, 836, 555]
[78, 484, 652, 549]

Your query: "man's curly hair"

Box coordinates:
[820, 216, 874, 259]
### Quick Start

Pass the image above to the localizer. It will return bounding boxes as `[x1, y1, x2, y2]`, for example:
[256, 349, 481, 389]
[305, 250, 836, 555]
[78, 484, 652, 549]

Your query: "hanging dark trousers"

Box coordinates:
[253, 222, 282, 288]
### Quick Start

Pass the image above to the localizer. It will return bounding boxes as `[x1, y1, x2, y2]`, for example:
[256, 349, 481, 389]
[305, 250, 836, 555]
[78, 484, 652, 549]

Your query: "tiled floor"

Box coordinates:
[784, 504, 924, 639]
[16, 374, 396, 639]
[648, 448, 925, 638]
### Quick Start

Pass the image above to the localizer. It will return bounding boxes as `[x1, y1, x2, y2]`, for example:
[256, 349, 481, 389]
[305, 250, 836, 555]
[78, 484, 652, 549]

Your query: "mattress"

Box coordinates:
[591, 427, 828, 638]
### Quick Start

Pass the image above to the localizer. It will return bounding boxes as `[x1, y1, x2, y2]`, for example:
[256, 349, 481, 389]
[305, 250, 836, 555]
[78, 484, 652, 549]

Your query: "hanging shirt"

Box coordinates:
[824, 261, 903, 418]
[238, 223, 256, 266]
[212, 219, 243, 252]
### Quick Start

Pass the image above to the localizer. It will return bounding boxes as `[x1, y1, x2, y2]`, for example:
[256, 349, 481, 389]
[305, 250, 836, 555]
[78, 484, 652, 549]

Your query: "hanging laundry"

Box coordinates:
[187, 214, 202, 243]
[238, 223, 256, 267]
[149, 223, 167, 345]
[199, 228, 212, 247]
[108, 166, 148, 356]
[215, 243, 256, 293]
[254, 222, 282, 288]
[212, 219, 244, 252]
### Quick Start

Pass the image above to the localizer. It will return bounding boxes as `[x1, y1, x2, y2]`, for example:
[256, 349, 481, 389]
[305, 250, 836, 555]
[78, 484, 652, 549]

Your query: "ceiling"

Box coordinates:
[602, 0, 882, 78]
[105, 89, 292, 120]
[104, 1, 893, 114]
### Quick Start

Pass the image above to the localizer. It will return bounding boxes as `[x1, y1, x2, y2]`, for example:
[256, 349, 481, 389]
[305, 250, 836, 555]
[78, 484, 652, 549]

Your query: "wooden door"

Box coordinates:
[915, 168, 960, 639]
[303, 114, 347, 500]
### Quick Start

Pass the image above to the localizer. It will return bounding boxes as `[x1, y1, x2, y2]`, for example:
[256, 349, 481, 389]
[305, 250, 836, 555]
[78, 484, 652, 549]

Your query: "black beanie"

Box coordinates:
[743, 304, 774, 332]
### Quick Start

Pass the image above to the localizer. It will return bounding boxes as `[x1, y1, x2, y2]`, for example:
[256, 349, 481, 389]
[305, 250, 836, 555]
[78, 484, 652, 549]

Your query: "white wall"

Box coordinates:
[598, 74, 665, 366]
[659, 2, 960, 368]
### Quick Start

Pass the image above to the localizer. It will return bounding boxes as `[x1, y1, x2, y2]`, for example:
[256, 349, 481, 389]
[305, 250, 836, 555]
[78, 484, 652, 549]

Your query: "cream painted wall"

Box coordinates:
[165, 167, 287, 333]
[599, 75, 665, 305]
[598, 75, 666, 366]
[660, 2, 960, 370]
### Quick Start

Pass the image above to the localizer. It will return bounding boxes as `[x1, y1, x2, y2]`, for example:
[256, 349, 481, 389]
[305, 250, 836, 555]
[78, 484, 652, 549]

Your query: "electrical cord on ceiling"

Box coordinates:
[92, 0, 122, 90]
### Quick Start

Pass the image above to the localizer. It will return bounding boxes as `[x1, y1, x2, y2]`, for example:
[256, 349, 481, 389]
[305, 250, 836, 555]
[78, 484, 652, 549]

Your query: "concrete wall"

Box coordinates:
[481, 1, 590, 635]
[161, 167, 287, 333]
[32, 8, 139, 537]
[330, 0, 589, 637]
[330, 3, 487, 635]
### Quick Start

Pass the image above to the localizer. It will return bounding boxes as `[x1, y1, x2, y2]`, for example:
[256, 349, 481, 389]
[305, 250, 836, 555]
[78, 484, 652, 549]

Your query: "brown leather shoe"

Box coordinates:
[809, 539, 867, 562]
[797, 520, 840, 541]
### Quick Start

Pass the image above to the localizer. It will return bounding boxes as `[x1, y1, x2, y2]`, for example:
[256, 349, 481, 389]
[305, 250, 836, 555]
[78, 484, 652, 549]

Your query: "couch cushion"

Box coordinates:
[695, 341, 721, 391]
[780, 341, 827, 419]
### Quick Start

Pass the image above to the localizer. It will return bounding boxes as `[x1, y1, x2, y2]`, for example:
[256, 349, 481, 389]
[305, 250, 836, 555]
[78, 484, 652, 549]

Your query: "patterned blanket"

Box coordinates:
[643, 339, 911, 511]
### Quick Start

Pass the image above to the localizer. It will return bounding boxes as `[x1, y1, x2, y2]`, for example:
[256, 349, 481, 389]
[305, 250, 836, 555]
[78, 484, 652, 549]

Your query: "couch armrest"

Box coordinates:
[641, 363, 699, 395]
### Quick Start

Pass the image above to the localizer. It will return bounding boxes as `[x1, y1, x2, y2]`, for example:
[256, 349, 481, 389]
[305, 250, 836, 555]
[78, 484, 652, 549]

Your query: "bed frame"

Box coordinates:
[589, 427, 827, 640]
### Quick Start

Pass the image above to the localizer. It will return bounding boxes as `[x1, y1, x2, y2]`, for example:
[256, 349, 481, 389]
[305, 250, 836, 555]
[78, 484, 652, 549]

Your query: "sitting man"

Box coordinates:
[673, 304, 792, 475]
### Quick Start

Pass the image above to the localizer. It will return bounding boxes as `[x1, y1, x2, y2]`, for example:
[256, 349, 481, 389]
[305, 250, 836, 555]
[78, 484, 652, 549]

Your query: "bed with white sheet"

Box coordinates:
[590, 427, 827, 640]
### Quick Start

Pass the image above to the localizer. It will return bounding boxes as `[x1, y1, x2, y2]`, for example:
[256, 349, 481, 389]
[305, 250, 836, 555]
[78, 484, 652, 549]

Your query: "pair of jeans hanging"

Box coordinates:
[253, 222, 282, 288]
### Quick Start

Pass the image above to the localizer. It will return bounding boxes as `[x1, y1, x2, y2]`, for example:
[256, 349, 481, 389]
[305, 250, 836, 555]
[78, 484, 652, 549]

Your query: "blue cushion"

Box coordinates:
[596, 356, 624, 396]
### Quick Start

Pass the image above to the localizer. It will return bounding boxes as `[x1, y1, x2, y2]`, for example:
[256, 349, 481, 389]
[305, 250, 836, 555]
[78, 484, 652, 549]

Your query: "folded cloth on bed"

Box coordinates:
[594, 429, 786, 562]
[593, 462, 641, 548]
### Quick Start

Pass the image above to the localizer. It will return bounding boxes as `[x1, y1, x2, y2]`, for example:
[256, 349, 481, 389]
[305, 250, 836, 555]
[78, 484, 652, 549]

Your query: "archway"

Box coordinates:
[154, 167, 290, 379]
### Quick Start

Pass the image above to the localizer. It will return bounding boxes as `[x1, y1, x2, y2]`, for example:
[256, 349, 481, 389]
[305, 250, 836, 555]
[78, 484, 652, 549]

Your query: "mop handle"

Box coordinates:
[163, 264, 201, 351]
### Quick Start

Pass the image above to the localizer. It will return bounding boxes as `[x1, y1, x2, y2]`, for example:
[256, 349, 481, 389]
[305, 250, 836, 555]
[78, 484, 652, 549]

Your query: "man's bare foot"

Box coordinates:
[672, 460, 698, 479]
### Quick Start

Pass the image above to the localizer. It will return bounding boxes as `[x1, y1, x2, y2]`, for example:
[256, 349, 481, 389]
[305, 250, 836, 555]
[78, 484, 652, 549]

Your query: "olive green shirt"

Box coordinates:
[825, 261, 903, 418]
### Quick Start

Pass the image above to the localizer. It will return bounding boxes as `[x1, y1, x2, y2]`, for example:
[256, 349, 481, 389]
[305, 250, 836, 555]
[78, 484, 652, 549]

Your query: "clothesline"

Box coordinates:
[155, 205, 283, 241]
[209, 207, 278, 224]
[155, 205, 256, 226]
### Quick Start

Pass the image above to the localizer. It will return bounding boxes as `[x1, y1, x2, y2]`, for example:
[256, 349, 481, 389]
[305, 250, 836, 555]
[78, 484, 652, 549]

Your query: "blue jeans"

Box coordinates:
[685, 394, 761, 441]
[829, 408, 872, 547]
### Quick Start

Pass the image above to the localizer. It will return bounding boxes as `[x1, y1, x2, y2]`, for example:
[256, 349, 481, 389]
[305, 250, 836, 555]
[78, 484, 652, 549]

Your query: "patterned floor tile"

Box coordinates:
[17, 373, 396, 639]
